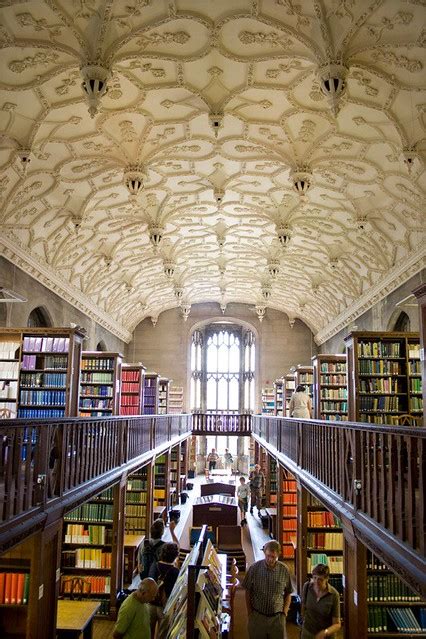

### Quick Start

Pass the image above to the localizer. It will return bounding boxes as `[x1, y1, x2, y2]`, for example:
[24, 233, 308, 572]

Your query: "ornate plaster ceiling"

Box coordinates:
[0, 0, 425, 343]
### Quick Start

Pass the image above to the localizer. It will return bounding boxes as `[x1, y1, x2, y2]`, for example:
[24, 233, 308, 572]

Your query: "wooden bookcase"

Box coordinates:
[267, 455, 277, 506]
[125, 466, 149, 535]
[143, 372, 160, 415]
[169, 445, 179, 508]
[261, 385, 275, 414]
[274, 378, 284, 416]
[79, 351, 122, 417]
[312, 354, 348, 421]
[0, 327, 84, 419]
[407, 339, 422, 418]
[344, 331, 422, 424]
[61, 486, 121, 617]
[0, 553, 31, 639]
[278, 466, 297, 560]
[179, 439, 188, 491]
[119, 363, 145, 416]
[169, 385, 184, 414]
[153, 453, 167, 509]
[284, 374, 295, 417]
[295, 365, 314, 399]
[365, 550, 425, 635]
[158, 377, 170, 414]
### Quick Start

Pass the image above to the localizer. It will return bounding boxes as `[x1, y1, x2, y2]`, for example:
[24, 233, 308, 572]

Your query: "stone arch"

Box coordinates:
[387, 310, 411, 332]
[96, 340, 107, 351]
[27, 306, 53, 327]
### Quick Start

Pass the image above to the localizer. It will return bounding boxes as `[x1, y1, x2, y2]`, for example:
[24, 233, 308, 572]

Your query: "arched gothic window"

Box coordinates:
[190, 323, 255, 413]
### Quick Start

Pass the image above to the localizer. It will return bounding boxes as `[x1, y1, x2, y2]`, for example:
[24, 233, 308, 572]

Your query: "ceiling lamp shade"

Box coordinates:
[268, 258, 280, 278]
[81, 64, 110, 118]
[319, 62, 348, 116]
[276, 225, 292, 246]
[148, 225, 164, 250]
[124, 166, 145, 196]
[290, 168, 312, 196]
[261, 284, 272, 300]
[181, 303, 191, 321]
[174, 287, 184, 300]
[163, 260, 175, 278]
[255, 304, 266, 322]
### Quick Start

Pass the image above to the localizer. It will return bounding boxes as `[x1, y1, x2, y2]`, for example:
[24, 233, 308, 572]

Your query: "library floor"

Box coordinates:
[92, 473, 342, 639]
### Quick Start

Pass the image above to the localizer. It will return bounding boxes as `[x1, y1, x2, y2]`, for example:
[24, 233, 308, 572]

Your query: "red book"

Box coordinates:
[10, 572, 18, 604]
[4, 573, 12, 604]
[16, 573, 25, 604]
[0, 573, 5, 604]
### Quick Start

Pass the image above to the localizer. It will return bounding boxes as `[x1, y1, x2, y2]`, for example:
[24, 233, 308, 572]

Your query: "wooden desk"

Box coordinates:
[201, 481, 236, 497]
[124, 533, 145, 584]
[265, 507, 277, 538]
[193, 494, 238, 528]
[57, 600, 100, 639]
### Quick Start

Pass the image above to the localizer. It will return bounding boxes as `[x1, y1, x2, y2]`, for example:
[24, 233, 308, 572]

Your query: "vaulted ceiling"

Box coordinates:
[0, 0, 425, 343]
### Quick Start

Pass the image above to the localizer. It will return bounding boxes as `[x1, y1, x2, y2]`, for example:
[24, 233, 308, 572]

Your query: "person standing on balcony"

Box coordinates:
[249, 464, 265, 514]
[300, 563, 341, 638]
[289, 384, 312, 418]
[242, 539, 292, 639]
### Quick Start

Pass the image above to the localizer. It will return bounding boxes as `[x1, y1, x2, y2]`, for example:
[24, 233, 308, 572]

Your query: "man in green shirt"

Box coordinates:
[113, 578, 158, 639]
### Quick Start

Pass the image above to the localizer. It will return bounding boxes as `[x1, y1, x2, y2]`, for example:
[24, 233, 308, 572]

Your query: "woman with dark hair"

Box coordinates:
[289, 384, 312, 418]
[149, 542, 180, 638]
[300, 563, 341, 638]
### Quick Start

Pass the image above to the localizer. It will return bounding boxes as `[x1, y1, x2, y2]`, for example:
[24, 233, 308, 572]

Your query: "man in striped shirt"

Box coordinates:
[242, 539, 292, 639]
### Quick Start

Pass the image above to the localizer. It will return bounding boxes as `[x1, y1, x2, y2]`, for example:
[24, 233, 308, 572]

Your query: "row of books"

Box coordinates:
[367, 575, 422, 602]
[121, 382, 140, 393]
[307, 511, 341, 527]
[126, 492, 147, 504]
[0, 361, 19, 378]
[359, 396, 400, 411]
[306, 532, 343, 549]
[320, 375, 346, 385]
[320, 401, 348, 412]
[122, 371, 141, 382]
[358, 341, 401, 357]
[368, 606, 426, 634]
[61, 575, 110, 594]
[67, 548, 112, 569]
[81, 358, 114, 370]
[410, 378, 423, 392]
[0, 342, 20, 359]
[320, 363, 346, 373]
[408, 345, 421, 359]
[65, 503, 113, 522]
[320, 414, 349, 421]
[23, 336, 69, 353]
[20, 389, 66, 406]
[144, 387, 157, 396]
[22, 354, 68, 370]
[409, 361, 421, 375]
[282, 506, 297, 516]
[0, 380, 17, 399]
[0, 572, 30, 605]
[80, 372, 113, 383]
[125, 505, 147, 516]
[80, 399, 111, 409]
[127, 479, 147, 490]
[359, 360, 401, 375]
[125, 518, 146, 532]
[120, 396, 140, 406]
[80, 385, 112, 397]
[359, 378, 400, 393]
[120, 406, 140, 415]
[282, 480, 296, 491]
[20, 372, 66, 387]
[361, 414, 401, 425]
[283, 492, 297, 504]
[410, 397, 423, 411]
[64, 524, 112, 545]
[143, 407, 156, 414]
[321, 389, 347, 399]
[18, 408, 65, 418]
[307, 554, 343, 573]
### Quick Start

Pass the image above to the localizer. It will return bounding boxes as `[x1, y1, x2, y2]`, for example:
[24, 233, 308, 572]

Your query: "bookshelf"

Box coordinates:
[0, 328, 84, 419]
[344, 332, 422, 425]
[79, 351, 122, 417]
[143, 372, 160, 415]
[158, 377, 170, 414]
[261, 385, 275, 414]
[279, 467, 297, 560]
[366, 550, 425, 636]
[267, 456, 277, 506]
[119, 363, 145, 416]
[274, 378, 284, 416]
[194, 540, 224, 638]
[125, 466, 149, 536]
[0, 555, 30, 639]
[284, 374, 295, 417]
[295, 365, 314, 399]
[169, 385, 184, 414]
[407, 339, 423, 417]
[153, 453, 167, 508]
[188, 435, 197, 477]
[169, 445, 179, 508]
[312, 354, 348, 421]
[61, 487, 118, 616]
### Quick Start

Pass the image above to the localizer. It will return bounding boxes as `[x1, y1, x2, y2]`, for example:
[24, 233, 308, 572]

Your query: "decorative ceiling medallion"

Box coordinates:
[318, 62, 348, 116]
[80, 64, 111, 118]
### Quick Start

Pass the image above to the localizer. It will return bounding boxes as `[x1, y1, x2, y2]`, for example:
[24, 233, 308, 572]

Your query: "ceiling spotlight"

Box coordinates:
[81, 63, 111, 118]
[261, 284, 272, 300]
[181, 303, 191, 321]
[318, 62, 348, 116]
[268, 258, 280, 278]
[276, 225, 292, 246]
[148, 225, 164, 250]
[255, 304, 266, 322]
[290, 168, 312, 196]
[124, 166, 145, 196]
[163, 261, 175, 278]
[209, 111, 224, 137]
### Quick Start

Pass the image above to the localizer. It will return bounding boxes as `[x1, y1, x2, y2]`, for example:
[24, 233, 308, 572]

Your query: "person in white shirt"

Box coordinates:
[237, 476, 250, 526]
[289, 385, 312, 419]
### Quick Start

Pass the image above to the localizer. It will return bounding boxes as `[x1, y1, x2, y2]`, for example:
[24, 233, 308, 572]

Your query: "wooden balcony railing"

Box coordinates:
[191, 412, 252, 434]
[0, 414, 191, 551]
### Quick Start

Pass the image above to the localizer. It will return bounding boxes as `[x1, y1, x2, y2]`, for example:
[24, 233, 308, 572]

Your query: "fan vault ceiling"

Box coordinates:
[0, 0, 425, 344]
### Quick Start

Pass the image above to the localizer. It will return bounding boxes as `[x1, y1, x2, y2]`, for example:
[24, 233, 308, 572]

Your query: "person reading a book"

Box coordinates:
[242, 539, 292, 639]
[300, 563, 341, 638]
[113, 578, 158, 639]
